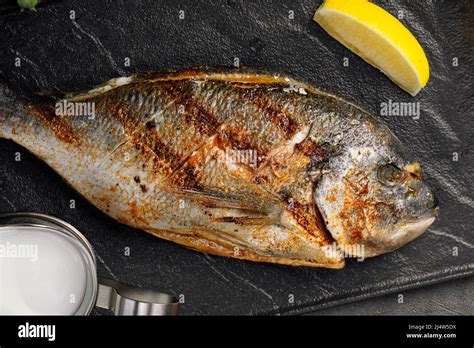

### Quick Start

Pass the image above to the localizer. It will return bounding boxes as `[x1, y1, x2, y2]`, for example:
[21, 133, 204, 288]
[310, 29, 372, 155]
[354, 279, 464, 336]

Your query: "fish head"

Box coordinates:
[314, 120, 439, 258]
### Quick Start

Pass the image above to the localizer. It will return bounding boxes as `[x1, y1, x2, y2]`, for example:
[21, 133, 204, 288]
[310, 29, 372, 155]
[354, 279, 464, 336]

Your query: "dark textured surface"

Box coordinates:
[0, 0, 473, 315]
[311, 275, 474, 315]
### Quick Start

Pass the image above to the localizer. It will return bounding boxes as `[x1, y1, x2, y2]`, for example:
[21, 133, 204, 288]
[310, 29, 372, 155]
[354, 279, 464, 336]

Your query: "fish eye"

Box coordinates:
[378, 163, 403, 185]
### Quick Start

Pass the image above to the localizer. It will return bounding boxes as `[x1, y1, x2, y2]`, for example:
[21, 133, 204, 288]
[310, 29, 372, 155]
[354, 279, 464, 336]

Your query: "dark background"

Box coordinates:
[0, 0, 473, 315]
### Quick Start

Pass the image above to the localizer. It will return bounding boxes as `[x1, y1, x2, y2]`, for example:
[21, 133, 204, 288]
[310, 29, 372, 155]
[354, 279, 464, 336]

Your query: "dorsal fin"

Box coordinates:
[65, 76, 135, 102]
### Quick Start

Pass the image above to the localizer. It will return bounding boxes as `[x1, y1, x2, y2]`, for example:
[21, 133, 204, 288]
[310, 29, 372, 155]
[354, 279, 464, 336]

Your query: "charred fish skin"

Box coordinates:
[0, 68, 438, 267]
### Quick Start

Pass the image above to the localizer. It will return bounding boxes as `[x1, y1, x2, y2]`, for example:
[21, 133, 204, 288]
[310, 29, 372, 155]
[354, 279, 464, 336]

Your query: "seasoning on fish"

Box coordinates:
[0, 68, 439, 268]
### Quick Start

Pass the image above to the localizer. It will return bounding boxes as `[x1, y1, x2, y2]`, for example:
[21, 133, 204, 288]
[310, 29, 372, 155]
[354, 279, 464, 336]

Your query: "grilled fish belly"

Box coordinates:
[0, 69, 436, 268]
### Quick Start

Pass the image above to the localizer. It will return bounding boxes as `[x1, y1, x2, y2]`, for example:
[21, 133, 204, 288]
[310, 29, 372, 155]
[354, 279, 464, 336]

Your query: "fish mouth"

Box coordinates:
[363, 206, 439, 257]
[391, 207, 438, 242]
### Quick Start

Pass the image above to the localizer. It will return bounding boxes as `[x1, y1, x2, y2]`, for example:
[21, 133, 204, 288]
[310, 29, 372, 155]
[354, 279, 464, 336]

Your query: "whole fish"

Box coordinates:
[0, 68, 438, 268]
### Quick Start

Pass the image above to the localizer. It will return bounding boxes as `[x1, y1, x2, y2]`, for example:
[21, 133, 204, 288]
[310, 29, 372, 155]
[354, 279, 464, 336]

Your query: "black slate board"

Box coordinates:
[0, 0, 473, 315]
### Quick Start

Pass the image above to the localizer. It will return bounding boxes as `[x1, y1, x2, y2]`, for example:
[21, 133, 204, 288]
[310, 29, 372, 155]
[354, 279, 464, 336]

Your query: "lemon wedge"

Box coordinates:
[314, 0, 429, 96]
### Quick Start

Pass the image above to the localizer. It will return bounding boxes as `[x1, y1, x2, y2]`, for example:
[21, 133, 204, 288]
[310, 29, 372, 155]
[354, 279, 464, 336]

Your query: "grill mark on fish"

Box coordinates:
[218, 125, 267, 167]
[107, 101, 179, 175]
[240, 88, 300, 139]
[161, 81, 271, 169]
[287, 200, 332, 244]
[160, 81, 221, 136]
[188, 83, 277, 168]
[27, 103, 81, 145]
[107, 101, 203, 189]
[109, 85, 270, 193]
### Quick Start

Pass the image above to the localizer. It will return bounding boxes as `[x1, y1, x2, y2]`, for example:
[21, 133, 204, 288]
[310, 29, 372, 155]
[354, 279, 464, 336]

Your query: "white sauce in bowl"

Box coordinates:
[0, 226, 89, 315]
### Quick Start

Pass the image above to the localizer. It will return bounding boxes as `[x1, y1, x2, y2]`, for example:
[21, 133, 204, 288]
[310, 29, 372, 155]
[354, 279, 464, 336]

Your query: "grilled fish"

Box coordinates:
[0, 69, 439, 268]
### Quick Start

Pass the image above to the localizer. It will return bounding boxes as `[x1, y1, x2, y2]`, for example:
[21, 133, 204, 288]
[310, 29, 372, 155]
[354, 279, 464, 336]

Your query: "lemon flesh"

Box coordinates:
[314, 0, 430, 96]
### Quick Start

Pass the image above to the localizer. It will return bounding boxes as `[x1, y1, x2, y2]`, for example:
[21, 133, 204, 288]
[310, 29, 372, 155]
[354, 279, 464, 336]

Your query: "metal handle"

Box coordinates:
[96, 277, 179, 316]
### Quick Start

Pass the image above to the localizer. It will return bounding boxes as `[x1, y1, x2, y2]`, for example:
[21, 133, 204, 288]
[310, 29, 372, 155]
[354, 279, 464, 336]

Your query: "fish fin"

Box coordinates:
[58, 76, 136, 102]
[135, 67, 321, 95]
[145, 226, 345, 269]
[211, 215, 280, 226]
[172, 188, 276, 216]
